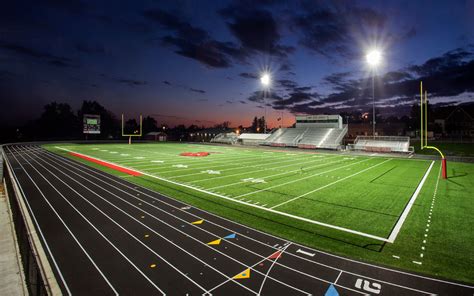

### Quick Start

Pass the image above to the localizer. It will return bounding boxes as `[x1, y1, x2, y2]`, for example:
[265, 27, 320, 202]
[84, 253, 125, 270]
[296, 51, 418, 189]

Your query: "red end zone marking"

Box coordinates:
[69, 152, 142, 176]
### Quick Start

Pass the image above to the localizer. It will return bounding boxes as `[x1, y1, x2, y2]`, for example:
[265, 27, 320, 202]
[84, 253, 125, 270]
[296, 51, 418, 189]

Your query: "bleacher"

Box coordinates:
[298, 125, 348, 149]
[210, 132, 238, 144]
[352, 136, 412, 153]
[263, 125, 347, 149]
[263, 115, 347, 149]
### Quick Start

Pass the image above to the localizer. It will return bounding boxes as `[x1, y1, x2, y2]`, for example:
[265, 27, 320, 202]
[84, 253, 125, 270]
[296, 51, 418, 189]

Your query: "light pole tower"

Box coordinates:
[260, 73, 271, 133]
[366, 49, 382, 138]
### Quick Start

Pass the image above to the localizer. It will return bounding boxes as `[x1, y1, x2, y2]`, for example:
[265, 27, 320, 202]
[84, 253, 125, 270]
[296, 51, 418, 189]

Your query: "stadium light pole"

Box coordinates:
[366, 49, 382, 138]
[260, 73, 271, 133]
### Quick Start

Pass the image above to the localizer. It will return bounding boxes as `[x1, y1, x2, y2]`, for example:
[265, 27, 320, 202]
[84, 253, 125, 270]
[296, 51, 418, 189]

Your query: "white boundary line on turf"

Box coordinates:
[270, 158, 392, 209]
[43, 146, 474, 290]
[55, 146, 391, 242]
[386, 160, 435, 243]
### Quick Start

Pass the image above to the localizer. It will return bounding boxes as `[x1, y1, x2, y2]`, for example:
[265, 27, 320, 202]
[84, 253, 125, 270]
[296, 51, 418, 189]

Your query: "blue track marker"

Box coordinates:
[223, 233, 236, 239]
[325, 284, 339, 296]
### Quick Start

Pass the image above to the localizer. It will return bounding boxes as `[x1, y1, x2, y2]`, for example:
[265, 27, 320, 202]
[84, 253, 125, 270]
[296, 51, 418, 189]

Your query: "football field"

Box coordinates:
[46, 142, 474, 283]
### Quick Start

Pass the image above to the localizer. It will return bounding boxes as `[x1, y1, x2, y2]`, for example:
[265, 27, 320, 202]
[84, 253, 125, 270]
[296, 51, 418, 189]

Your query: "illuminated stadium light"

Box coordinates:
[366, 49, 382, 67]
[366, 48, 383, 138]
[260, 73, 271, 87]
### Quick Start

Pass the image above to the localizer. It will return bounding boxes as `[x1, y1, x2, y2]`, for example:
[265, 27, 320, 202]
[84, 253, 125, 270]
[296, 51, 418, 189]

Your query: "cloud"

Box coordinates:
[116, 78, 148, 86]
[189, 88, 206, 94]
[144, 8, 246, 68]
[239, 100, 247, 104]
[239, 72, 259, 79]
[163, 80, 172, 85]
[0, 42, 74, 67]
[291, 2, 413, 59]
[220, 7, 294, 58]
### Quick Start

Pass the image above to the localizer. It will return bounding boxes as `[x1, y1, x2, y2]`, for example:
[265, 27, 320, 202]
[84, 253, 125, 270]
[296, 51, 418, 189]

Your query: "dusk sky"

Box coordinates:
[1, 0, 473, 128]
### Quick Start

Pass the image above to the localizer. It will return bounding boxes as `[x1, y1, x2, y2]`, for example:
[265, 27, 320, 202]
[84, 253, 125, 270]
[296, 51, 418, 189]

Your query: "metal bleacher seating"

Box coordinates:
[263, 125, 347, 149]
[352, 136, 412, 153]
[210, 132, 238, 144]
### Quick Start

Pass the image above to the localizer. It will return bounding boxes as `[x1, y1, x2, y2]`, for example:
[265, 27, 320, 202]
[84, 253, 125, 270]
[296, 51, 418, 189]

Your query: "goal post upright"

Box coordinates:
[420, 81, 447, 179]
[122, 114, 143, 145]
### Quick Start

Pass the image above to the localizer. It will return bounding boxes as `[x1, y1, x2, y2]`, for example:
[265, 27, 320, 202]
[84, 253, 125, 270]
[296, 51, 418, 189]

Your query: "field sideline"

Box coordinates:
[46, 142, 474, 283]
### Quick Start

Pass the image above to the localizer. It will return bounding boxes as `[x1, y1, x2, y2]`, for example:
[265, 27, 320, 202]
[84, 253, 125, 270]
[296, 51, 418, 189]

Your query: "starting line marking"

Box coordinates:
[296, 248, 315, 257]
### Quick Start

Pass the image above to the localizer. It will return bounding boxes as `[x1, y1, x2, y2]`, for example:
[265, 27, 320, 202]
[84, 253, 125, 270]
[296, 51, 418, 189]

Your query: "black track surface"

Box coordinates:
[3, 144, 473, 295]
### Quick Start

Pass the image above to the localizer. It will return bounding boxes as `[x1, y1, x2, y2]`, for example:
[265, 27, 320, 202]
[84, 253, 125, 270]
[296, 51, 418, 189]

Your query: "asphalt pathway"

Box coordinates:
[3, 144, 473, 295]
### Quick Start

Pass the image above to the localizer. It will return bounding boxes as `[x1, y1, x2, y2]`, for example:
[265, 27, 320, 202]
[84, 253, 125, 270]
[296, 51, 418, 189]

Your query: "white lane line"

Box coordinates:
[387, 161, 435, 243]
[3, 149, 70, 295]
[40, 150, 348, 295]
[9, 147, 119, 295]
[270, 159, 392, 209]
[334, 270, 343, 285]
[44, 148, 448, 294]
[257, 243, 292, 295]
[54, 147, 390, 242]
[29, 149, 257, 295]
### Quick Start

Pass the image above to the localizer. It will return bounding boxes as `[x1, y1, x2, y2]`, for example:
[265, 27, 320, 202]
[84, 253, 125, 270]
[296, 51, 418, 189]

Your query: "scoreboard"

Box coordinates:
[83, 114, 101, 134]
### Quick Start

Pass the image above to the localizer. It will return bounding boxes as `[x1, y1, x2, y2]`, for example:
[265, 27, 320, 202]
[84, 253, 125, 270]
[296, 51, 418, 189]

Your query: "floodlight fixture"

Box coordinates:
[260, 73, 271, 87]
[366, 49, 382, 67]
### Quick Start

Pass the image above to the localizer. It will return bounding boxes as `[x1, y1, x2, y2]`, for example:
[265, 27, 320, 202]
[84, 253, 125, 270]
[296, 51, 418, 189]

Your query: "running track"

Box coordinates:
[3, 144, 473, 295]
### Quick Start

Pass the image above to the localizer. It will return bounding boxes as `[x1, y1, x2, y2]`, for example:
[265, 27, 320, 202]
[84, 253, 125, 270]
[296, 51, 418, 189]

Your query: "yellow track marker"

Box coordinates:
[233, 268, 250, 279]
[144, 234, 150, 238]
[191, 219, 204, 225]
[150, 264, 156, 268]
[207, 238, 222, 245]
[140, 215, 145, 219]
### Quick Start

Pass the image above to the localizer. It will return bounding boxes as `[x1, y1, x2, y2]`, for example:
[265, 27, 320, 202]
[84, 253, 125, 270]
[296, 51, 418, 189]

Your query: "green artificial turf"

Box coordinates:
[44, 142, 474, 284]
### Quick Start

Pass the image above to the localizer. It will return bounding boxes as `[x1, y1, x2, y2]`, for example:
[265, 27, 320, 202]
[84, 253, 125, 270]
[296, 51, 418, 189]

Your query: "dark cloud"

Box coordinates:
[239, 100, 247, 104]
[144, 9, 246, 68]
[189, 88, 206, 94]
[247, 90, 283, 104]
[226, 100, 233, 104]
[48, 59, 76, 68]
[291, 3, 411, 59]
[276, 79, 298, 89]
[0, 42, 73, 63]
[116, 78, 148, 86]
[163, 80, 172, 85]
[220, 7, 294, 58]
[307, 46, 474, 113]
[239, 72, 259, 79]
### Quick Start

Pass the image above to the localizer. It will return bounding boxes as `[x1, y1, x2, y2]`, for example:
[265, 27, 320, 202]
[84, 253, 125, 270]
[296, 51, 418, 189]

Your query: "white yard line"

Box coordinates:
[207, 156, 347, 190]
[55, 147, 390, 242]
[270, 159, 392, 209]
[192, 155, 342, 186]
[234, 158, 373, 199]
[386, 161, 435, 243]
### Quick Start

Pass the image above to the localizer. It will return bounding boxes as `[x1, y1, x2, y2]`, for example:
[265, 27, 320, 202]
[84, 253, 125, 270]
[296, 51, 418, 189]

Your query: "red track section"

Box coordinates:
[69, 152, 142, 176]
